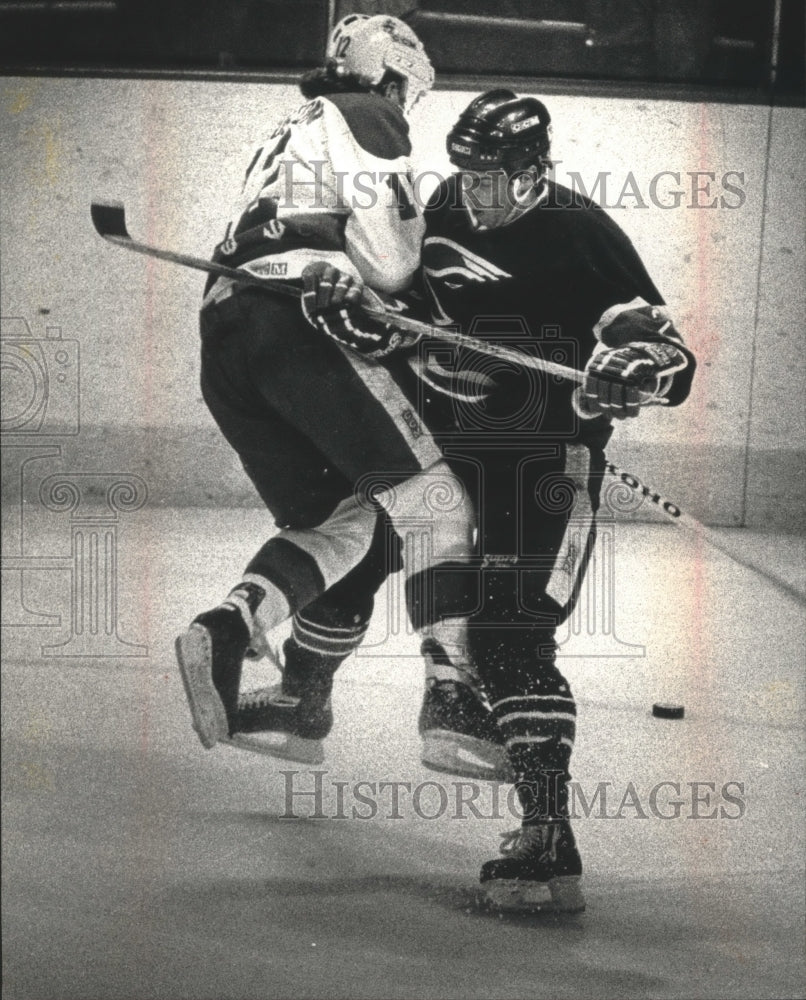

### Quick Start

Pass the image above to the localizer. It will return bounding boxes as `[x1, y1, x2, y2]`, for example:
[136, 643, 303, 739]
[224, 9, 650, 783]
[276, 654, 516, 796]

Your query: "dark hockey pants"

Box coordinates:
[198, 286, 472, 633]
[294, 438, 605, 818]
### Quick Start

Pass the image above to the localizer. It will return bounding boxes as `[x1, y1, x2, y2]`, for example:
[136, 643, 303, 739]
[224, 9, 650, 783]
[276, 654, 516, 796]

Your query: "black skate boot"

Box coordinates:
[226, 637, 336, 764]
[480, 821, 585, 913]
[175, 606, 249, 749]
[418, 639, 514, 783]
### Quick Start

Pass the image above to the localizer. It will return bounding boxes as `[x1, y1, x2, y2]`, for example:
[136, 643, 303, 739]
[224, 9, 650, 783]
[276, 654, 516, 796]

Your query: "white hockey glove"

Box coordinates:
[301, 262, 415, 360]
[575, 341, 690, 420]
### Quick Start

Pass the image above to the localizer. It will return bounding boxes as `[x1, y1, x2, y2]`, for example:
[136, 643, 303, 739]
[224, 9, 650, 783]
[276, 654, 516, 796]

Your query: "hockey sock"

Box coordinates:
[233, 530, 347, 645]
[224, 495, 384, 649]
[281, 537, 381, 686]
[283, 606, 370, 692]
[493, 676, 575, 823]
[470, 624, 576, 822]
[218, 578, 289, 646]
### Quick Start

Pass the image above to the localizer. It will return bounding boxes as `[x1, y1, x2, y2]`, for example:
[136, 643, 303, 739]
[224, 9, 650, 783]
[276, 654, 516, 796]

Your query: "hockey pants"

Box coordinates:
[198, 286, 474, 638]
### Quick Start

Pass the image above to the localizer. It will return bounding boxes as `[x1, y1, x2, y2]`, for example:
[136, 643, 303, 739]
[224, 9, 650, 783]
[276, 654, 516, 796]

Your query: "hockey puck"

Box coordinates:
[652, 703, 685, 719]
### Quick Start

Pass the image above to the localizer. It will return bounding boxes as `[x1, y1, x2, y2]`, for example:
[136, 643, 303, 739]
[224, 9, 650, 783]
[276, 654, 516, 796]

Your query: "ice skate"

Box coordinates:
[225, 681, 332, 764]
[419, 676, 514, 782]
[419, 677, 514, 783]
[174, 606, 249, 749]
[225, 634, 336, 763]
[480, 821, 585, 913]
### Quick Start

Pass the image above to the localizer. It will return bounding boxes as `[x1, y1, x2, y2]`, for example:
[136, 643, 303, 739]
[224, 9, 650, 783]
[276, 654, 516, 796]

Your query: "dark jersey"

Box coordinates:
[408, 176, 693, 442]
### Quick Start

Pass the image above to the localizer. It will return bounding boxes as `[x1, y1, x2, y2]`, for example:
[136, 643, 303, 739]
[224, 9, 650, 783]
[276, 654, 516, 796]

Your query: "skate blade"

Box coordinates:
[421, 732, 514, 783]
[483, 876, 586, 914]
[222, 731, 325, 765]
[175, 628, 229, 750]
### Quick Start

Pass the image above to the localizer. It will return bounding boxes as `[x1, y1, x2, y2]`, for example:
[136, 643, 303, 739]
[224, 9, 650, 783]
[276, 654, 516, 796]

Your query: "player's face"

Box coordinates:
[459, 169, 512, 229]
[381, 77, 408, 110]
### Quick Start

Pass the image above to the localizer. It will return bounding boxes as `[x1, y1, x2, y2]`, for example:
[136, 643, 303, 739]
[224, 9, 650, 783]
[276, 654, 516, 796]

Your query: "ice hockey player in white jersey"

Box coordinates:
[207, 12, 430, 295]
[175, 15, 486, 758]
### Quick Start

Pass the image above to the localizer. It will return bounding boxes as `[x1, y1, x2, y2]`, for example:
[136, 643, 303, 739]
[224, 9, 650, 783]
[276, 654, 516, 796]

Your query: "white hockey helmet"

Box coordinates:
[326, 14, 434, 112]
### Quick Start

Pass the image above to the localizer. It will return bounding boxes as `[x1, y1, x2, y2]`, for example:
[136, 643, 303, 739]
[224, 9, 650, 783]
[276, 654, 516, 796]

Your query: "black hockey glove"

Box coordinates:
[575, 341, 690, 419]
[301, 262, 415, 360]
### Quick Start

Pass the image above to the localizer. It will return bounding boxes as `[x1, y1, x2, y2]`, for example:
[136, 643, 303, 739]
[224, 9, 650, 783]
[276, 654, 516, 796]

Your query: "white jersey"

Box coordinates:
[210, 90, 423, 295]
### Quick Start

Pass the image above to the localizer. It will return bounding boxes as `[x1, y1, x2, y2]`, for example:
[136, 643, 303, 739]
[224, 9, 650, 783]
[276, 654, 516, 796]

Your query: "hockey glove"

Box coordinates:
[575, 341, 690, 419]
[301, 262, 414, 360]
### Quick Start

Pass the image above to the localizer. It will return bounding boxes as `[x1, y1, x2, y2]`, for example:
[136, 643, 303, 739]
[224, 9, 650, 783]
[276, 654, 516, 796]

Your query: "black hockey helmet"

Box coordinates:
[446, 89, 552, 173]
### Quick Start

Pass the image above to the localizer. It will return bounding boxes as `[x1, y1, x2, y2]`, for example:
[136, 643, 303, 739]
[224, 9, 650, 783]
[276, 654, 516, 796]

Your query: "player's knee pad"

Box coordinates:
[376, 461, 474, 569]
[280, 493, 380, 593]
[326, 510, 400, 600]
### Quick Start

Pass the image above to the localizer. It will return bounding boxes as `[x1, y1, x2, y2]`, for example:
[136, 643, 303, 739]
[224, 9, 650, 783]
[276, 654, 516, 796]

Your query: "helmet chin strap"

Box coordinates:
[463, 171, 548, 230]
[501, 171, 548, 225]
[464, 197, 483, 231]
[459, 172, 484, 230]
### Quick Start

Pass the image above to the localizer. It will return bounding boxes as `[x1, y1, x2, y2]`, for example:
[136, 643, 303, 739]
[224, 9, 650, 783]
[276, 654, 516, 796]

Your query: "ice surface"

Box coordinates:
[2, 513, 804, 999]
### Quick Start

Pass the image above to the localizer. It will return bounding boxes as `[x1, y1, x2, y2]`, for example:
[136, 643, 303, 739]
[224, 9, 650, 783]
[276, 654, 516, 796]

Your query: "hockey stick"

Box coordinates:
[91, 202, 801, 599]
[91, 199, 587, 385]
[604, 460, 804, 603]
[90, 200, 303, 298]
[90, 200, 674, 404]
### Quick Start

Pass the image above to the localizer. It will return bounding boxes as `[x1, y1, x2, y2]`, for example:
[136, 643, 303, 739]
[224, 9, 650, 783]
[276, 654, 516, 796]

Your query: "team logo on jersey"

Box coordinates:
[220, 237, 239, 256]
[423, 237, 511, 286]
[275, 98, 323, 135]
[293, 98, 324, 126]
[422, 237, 511, 326]
[408, 354, 495, 404]
[262, 220, 286, 240]
[414, 237, 515, 402]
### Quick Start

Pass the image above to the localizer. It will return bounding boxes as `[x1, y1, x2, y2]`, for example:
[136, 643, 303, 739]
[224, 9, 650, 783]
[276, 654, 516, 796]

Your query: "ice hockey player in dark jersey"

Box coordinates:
[406, 89, 696, 912]
[173, 15, 488, 760]
[283, 89, 696, 912]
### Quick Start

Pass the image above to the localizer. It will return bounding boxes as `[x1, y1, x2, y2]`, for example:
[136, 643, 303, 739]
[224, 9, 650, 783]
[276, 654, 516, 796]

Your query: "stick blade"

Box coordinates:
[91, 200, 129, 240]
